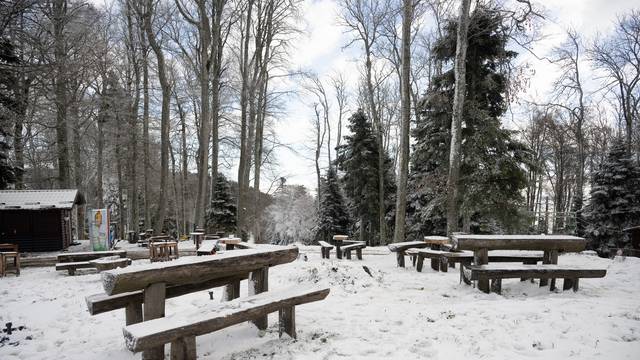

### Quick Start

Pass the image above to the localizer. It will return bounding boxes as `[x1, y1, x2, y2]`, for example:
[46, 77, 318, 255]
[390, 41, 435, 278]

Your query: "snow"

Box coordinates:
[1, 249, 640, 359]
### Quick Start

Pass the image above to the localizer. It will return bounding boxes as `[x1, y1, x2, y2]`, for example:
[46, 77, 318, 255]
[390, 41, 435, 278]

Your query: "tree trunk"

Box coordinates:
[209, 0, 226, 213]
[141, 25, 151, 231]
[445, 0, 471, 236]
[393, 0, 412, 243]
[53, 0, 70, 189]
[125, 0, 140, 236]
[144, 0, 171, 234]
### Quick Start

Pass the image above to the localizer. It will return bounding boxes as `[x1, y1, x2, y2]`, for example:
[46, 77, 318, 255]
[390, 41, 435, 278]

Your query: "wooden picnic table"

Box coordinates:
[332, 235, 348, 259]
[99, 246, 298, 358]
[423, 236, 451, 250]
[451, 234, 586, 292]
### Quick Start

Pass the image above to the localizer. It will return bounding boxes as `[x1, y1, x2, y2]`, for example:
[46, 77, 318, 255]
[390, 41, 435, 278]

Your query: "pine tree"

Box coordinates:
[316, 166, 350, 243]
[406, 6, 529, 239]
[0, 39, 21, 189]
[205, 175, 237, 234]
[585, 140, 640, 255]
[336, 109, 395, 245]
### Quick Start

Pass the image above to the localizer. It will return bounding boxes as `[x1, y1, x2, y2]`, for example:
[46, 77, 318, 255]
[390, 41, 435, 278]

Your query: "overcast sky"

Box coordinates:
[268, 0, 636, 193]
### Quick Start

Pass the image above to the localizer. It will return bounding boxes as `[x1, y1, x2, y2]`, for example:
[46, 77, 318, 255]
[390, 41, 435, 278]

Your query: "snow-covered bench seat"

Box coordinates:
[341, 242, 366, 260]
[387, 241, 431, 267]
[318, 241, 334, 259]
[57, 250, 127, 263]
[415, 249, 544, 273]
[122, 285, 330, 360]
[196, 240, 219, 256]
[55, 261, 95, 275]
[85, 274, 248, 322]
[465, 264, 607, 294]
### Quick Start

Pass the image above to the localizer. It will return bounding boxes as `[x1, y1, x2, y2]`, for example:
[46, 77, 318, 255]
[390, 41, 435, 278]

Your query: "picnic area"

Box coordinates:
[1, 241, 638, 359]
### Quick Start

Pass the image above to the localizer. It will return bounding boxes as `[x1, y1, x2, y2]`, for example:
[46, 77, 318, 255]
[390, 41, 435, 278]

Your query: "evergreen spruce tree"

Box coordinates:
[0, 39, 21, 189]
[406, 6, 529, 239]
[336, 109, 395, 245]
[205, 175, 237, 234]
[316, 166, 350, 242]
[585, 140, 640, 255]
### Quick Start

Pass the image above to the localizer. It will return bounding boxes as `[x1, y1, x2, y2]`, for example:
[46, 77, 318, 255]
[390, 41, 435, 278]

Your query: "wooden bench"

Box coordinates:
[56, 250, 128, 275]
[466, 264, 607, 294]
[319, 241, 334, 259]
[90, 257, 132, 271]
[122, 286, 330, 359]
[196, 240, 219, 256]
[149, 241, 179, 262]
[415, 249, 543, 273]
[388, 241, 431, 267]
[341, 242, 366, 260]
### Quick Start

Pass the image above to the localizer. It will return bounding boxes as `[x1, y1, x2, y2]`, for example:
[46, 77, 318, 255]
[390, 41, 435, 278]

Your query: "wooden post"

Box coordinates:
[397, 252, 405, 267]
[540, 251, 551, 287]
[430, 258, 439, 271]
[562, 278, 574, 291]
[356, 248, 362, 260]
[474, 248, 489, 293]
[222, 280, 241, 301]
[125, 302, 143, 325]
[335, 241, 342, 259]
[249, 267, 269, 330]
[170, 335, 196, 360]
[143, 282, 166, 360]
[439, 257, 448, 272]
[416, 254, 424, 272]
[490, 278, 501, 294]
[572, 278, 580, 292]
[345, 250, 351, 260]
[278, 306, 296, 339]
[549, 250, 558, 290]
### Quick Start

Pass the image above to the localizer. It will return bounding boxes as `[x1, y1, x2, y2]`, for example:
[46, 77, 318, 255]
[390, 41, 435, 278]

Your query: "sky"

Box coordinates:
[272, 0, 637, 193]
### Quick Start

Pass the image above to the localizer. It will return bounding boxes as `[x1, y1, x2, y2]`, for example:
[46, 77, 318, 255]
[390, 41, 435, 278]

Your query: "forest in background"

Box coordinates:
[0, 0, 638, 255]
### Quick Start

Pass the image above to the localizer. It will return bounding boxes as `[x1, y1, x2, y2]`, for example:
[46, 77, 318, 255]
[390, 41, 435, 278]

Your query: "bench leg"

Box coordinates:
[411, 254, 417, 267]
[430, 258, 439, 271]
[170, 336, 196, 360]
[416, 255, 424, 272]
[474, 249, 490, 293]
[460, 264, 472, 285]
[68, 268, 75, 276]
[562, 278, 575, 291]
[125, 302, 143, 325]
[356, 248, 362, 260]
[572, 278, 579, 292]
[249, 267, 269, 330]
[279, 306, 296, 339]
[397, 252, 405, 267]
[345, 250, 351, 260]
[336, 244, 342, 259]
[478, 275, 490, 294]
[490, 278, 502, 294]
[143, 282, 166, 360]
[222, 280, 241, 301]
[440, 257, 448, 272]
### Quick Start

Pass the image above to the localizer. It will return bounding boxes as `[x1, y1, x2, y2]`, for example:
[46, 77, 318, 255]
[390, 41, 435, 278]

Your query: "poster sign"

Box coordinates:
[89, 209, 110, 251]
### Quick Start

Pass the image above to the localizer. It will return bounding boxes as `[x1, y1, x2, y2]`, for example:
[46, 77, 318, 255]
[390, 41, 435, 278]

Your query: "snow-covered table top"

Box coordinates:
[452, 234, 586, 252]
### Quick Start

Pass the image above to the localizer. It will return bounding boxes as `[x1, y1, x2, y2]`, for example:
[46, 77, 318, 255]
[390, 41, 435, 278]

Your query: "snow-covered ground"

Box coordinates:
[1, 248, 639, 359]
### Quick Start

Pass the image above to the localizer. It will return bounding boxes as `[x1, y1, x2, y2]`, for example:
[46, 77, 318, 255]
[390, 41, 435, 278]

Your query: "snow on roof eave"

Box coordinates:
[0, 189, 85, 210]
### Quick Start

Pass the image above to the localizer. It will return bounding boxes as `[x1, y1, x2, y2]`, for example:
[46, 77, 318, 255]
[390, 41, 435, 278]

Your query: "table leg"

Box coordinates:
[143, 282, 166, 360]
[549, 250, 558, 290]
[540, 250, 553, 287]
[397, 252, 405, 267]
[249, 267, 269, 330]
[335, 241, 342, 260]
[474, 248, 489, 293]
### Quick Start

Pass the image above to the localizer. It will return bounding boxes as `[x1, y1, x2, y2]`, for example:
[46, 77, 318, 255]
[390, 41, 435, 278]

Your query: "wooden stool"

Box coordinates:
[1, 252, 20, 277]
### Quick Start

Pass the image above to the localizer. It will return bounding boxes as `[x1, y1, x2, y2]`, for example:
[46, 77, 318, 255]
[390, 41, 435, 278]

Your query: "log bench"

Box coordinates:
[415, 249, 543, 274]
[387, 241, 430, 267]
[122, 286, 330, 360]
[319, 241, 334, 259]
[465, 264, 607, 294]
[89, 257, 132, 271]
[196, 240, 220, 256]
[341, 242, 366, 260]
[55, 261, 96, 275]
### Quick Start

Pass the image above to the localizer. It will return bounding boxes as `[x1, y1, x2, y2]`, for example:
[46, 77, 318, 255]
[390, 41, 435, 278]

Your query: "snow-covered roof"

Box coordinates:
[0, 189, 85, 210]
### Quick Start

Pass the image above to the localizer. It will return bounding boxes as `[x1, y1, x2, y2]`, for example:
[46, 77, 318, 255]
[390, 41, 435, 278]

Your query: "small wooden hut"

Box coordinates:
[0, 190, 85, 252]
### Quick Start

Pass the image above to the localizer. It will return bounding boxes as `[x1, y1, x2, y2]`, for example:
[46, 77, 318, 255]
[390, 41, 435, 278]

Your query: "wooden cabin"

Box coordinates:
[0, 190, 85, 252]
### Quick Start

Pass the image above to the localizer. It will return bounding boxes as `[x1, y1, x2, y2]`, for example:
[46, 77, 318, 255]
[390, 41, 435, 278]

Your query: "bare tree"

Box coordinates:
[392, 0, 412, 243]
[445, 0, 471, 235]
